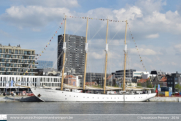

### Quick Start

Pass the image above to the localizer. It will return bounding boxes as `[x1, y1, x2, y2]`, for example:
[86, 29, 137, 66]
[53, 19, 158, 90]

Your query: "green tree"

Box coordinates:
[175, 84, 181, 92]
[146, 80, 153, 88]
[137, 83, 142, 87]
[147, 83, 153, 88]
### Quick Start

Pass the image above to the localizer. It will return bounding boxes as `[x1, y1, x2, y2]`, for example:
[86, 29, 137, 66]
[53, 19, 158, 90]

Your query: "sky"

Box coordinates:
[0, 0, 181, 74]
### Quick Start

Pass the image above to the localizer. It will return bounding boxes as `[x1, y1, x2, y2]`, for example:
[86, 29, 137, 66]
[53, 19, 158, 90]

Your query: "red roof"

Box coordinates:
[160, 77, 167, 82]
[138, 78, 148, 83]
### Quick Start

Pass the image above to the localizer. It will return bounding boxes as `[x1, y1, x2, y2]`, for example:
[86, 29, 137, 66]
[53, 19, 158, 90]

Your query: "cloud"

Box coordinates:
[135, 0, 166, 14]
[130, 48, 158, 55]
[174, 44, 181, 53]
[89, 51, 104, 59]
[0, 6, 71, 29]
[171, 62, 177, 66]
[132, 63, 143, 70]
[1, 0, 181, 73]
[1, 0, 181, 37]
[146, 33, 159, 38]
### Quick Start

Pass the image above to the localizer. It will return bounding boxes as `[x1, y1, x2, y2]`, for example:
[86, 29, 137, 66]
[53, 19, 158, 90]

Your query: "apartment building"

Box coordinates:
[0, 44, 38, 75]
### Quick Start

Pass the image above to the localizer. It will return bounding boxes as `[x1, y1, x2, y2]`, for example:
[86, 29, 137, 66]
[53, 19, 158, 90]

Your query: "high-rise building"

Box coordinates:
[37, 60, 53, 69]
[0, 44, 38, 75]
[57, 34, 85, 75]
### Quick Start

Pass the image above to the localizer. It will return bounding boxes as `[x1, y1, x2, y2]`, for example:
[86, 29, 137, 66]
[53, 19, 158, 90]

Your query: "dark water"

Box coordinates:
[0, 102, 180, 114]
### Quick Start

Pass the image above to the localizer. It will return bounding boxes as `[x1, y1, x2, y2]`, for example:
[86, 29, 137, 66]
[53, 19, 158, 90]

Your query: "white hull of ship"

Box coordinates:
[31, 87, 156, 102]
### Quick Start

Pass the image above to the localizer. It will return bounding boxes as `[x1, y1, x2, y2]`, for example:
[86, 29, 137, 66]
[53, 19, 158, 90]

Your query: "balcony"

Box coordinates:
[0, 52, 36, 56]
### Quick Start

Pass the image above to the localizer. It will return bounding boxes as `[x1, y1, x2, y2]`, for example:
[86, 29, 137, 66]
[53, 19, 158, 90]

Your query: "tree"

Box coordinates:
[146, 80, 153, 88]
[175, 84, 181, 92]
[147, 83, 153, 88]
[137, 83, 142, 87]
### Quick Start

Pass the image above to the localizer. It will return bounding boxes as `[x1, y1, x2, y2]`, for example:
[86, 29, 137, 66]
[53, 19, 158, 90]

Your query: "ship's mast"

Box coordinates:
[103, 19, 109, 94]
[83, 17, 89, 90]
[123, 20, 127, 91]
[61, 15, 67, 91]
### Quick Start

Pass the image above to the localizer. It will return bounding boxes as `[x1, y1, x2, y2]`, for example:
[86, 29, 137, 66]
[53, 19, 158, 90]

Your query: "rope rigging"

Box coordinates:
[127, 24, 154, 87]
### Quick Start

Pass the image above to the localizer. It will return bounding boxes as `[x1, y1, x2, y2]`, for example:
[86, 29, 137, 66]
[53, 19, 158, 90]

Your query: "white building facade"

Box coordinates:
[133, 71, 150, 79]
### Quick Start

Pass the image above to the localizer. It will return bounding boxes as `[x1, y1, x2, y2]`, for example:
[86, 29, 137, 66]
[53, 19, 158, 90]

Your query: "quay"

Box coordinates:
[150, 97, 181, 102]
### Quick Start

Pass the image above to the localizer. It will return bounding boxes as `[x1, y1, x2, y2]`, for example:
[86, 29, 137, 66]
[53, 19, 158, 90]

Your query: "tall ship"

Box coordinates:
[30, 15, 156, 102]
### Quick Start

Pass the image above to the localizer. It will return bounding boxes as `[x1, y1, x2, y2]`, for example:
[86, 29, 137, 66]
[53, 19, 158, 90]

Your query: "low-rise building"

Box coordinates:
[166, 71, 181, 92]
[115, 69, 136, 79]
[85, 82, 98, 86]
[133, 71, 149, 78]
[64, 75, 80, 87]
[0, 75, 61, 92]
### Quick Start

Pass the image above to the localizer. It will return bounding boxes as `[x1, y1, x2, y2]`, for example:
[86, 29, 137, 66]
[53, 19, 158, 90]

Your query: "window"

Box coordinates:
[15, 50, 18, 54]
[175, 78, 178, 81]
[24, 51, 27, 55]
[175, 82, 178, 84]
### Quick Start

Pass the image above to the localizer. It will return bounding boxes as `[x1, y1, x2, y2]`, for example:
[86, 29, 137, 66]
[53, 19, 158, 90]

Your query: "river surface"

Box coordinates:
[0, 102, 180, 114]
